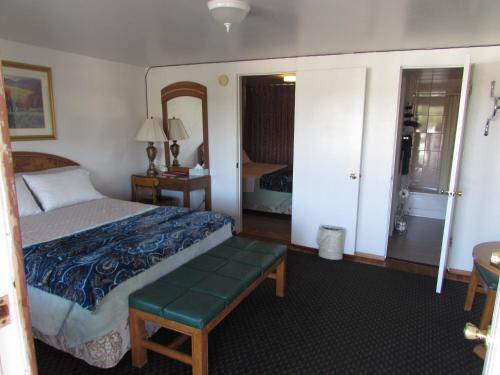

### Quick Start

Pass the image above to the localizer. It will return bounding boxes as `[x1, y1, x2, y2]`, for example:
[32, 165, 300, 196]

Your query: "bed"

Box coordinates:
[14, 152, 233, 368]
[242, 161, 293, 215]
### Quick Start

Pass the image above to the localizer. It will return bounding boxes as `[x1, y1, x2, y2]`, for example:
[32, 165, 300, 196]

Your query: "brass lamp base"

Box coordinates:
[146, 142, 158, 176]
[170, 140, 180, 167]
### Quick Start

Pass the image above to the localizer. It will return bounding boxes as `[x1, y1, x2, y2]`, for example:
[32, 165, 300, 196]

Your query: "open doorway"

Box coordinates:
[387, 68, 463, 266]
[240, 74, 295, 243]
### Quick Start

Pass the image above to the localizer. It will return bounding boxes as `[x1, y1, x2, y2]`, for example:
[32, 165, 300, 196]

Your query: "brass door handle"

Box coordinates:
[349, 173, 357, 180]
[464, 322, 489, 342]
[0, 295, 10, 329]
[440, 189, 463, 197]
[491, 250, 500, 265]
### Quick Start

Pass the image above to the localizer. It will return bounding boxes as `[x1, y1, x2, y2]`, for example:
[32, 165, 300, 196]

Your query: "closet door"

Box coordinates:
[291, 68, 366, 254]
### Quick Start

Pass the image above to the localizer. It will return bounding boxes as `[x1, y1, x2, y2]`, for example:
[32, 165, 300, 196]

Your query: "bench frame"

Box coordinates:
[129, 255, 286, 374]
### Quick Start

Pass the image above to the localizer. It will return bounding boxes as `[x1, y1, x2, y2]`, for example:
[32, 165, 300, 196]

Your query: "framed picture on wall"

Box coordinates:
[1, 60, 57, 141]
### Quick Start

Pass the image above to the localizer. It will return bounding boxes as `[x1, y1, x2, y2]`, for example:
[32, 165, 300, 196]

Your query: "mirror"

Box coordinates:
[167, 97, 203, 167]
[161, 81, 209, 170]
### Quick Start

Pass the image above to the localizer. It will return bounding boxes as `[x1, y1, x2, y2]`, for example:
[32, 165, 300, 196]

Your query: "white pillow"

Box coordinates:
[23, 168, 104, 212]
[14, 176, 42, 217]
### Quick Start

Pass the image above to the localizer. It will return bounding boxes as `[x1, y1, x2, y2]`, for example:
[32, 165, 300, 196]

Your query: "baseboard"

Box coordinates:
[447, 268, 472, 283]
[237, 231, 292, 246]
[353, 251, 385, 261]
[235, 233, 471, 283]
[287, 243, 317, 254]
[344, 251, 385, 265]
[350, 253, 471, 283]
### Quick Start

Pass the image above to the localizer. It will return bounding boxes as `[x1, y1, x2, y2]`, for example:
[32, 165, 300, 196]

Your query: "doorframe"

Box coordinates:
[235, 70, 297, 234]
[386, 68, 405, 243]
[383, 63, 468, 260]
[235, 73, 243, 233]
[0, 65, 37, 374]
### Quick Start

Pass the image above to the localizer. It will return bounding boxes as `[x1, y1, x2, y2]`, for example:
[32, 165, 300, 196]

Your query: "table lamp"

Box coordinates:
[136, 117, 168, 176]
[168, 117, 189, 167]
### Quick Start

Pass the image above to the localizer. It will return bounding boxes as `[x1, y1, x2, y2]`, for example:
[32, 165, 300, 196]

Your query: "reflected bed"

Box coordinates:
[242, 161, 292, 215]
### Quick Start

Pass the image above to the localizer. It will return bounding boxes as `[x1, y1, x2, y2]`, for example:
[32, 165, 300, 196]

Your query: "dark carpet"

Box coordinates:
[35, 251, 484, 374]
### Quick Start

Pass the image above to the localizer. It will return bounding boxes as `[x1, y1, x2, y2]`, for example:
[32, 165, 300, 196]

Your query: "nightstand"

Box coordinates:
[131, 174, 211, 210]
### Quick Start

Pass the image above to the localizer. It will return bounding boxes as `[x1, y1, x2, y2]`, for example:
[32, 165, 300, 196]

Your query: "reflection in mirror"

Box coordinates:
[167, 117, 188, 167]
[161, 81, 209, 170]
[167, 97, 203, 167]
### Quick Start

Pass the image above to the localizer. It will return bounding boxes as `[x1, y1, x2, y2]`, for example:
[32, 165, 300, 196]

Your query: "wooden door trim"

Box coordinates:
[161, 81, 210, 169]
[0, 66, 38, 373]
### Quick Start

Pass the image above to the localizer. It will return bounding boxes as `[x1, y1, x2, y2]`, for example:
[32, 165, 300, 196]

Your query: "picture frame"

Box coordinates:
[2, 60, 57, 141]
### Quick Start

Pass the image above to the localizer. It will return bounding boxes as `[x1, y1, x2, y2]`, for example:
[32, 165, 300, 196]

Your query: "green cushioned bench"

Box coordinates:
[129, 237, 287, 374]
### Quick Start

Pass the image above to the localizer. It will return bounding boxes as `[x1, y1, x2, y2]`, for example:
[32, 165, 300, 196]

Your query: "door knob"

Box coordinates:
[440, 189, 463, 197]
[464, 322, 489, 342]
[349, 173, 357, 180]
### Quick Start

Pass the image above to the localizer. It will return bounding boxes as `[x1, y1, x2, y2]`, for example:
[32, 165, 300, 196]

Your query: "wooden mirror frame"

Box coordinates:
[161, 81, 209, 171]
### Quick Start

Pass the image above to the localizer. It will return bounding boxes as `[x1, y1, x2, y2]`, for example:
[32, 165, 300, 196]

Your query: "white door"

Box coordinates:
[436, 57, 472, 293]
[0, 226, 33, 375]
[292, 68, 366, 253]
[0, 64, 36, 373]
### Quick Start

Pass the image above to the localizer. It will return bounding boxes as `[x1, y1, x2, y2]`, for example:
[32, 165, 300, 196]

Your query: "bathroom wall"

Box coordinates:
[395, 68, 463, 221]
[407, 191, 447, 220]
[407, 68, 463, 193]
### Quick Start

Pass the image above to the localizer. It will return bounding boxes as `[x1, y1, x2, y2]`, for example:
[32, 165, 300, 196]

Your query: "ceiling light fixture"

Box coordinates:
[283, 75, 296, 83]
[207, 0, 251, 32]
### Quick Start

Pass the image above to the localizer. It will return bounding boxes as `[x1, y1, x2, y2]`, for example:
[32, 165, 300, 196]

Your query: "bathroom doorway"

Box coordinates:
[387, 68, 463, 266]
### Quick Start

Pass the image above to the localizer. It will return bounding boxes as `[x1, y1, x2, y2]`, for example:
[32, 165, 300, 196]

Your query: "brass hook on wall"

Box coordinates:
[484, 81, 500, 136]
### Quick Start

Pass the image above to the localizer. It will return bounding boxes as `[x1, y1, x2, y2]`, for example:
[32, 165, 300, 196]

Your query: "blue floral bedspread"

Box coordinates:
[260, 167, 293, 193]
[23, 207, 233, 311]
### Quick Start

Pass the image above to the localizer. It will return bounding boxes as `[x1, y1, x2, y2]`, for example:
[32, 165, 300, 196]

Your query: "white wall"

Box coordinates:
[148, 58, 299, 221]
[0, 39, 146, 199]
[148, 46, 500, 272]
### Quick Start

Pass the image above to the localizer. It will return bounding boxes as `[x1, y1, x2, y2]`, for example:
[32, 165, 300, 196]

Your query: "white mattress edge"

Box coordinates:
[29, 223, 233, 347]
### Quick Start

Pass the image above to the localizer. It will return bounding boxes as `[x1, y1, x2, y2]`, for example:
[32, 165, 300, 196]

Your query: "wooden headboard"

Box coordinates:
[12, 152, 79, 174]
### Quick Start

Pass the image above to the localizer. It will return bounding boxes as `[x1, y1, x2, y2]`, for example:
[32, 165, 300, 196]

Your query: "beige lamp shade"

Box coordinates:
[168, 118, 189, 141]
[136, 117, 168, 142]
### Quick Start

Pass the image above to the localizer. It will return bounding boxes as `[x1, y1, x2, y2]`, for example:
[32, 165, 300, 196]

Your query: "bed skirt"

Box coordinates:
[33, 319, 160, 368]
[243, 191, 292, 215]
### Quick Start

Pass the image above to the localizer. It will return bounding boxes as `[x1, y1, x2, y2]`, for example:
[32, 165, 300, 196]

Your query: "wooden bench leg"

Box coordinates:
[192, 329, 208, 375]
[464, 267, 479, 311]
[275, 258, 286, 298]
[129, 309, 148, 368]
[480, 290, 497, 330]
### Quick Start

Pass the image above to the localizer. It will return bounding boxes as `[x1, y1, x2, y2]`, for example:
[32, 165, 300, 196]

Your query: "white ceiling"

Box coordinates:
[0, 0, 499, 67]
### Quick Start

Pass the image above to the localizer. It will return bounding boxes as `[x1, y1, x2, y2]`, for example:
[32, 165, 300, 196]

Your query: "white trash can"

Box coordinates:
[317, 225, 345, 260]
